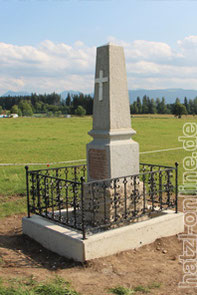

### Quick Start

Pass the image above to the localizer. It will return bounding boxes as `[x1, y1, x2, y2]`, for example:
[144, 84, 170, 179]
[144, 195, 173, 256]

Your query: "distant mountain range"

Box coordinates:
[2, 88, 197, 104]
[2, 90, 31, 97]
[128, 89, 197, 104]
[60, 90, 81, 100]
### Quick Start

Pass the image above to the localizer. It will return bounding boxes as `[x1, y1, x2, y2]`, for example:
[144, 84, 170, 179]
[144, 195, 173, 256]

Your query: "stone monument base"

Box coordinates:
[22, 210, 184, 262]
[83, 181, 146, 228]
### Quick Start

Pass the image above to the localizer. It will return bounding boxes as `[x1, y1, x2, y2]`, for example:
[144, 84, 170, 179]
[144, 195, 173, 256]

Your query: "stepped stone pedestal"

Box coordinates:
[83, 180, 146, 227]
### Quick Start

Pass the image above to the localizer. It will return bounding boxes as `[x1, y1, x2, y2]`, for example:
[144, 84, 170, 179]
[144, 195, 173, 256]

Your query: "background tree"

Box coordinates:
[0, 106, 2, 114]
[156, 98, 161, 113]
[136, 97, 142, 114]
[47, 105, 59, 113]
[55, 110, 62, 117]
[35, 102, 43, 113]
[184, 97, 189, 113]
[142, 95, 149, 114]
[131, 101, 138, 114]
[149, 98, 157, 114]
[173, 102, 187, 118]
[19, 100, 33, 116]
[75, 105, 86, 116]
[193, 97, 197, 114]
[47, 111, 53, 117]
[60, 105, 69, 115]
[157, 97, 167, 114]
[166, 103, 173, 114]
[11, 105, 19, 114]
[66, 93, 71, 107]
[18, 108, 22, 116]
[161, 97, 167, 113]
[42, 104, 48, 113]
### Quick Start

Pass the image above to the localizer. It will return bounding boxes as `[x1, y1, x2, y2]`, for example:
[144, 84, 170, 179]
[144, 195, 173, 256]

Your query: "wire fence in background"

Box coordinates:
[0, 146, 184, 167]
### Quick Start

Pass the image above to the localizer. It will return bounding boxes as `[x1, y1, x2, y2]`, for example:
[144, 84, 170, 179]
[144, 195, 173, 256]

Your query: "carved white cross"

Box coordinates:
[95, 70, 108, 101]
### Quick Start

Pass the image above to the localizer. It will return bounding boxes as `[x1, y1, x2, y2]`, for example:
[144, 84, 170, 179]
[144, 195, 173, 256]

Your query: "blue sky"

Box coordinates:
[1, 0, 197, 47]
[1, 0, 197, 95]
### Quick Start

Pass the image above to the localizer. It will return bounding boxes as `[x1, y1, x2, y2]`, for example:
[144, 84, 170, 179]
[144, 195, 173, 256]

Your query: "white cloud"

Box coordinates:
[178, 35, 197, 49]
[0, 41, 96, 95]
[1, 36, 197, 95]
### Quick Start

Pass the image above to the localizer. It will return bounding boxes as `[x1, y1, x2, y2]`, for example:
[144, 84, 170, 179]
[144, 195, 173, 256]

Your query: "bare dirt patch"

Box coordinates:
[0, 207, 195, 294]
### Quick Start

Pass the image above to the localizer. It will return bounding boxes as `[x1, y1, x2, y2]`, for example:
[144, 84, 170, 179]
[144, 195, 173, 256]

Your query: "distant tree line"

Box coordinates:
[130, 96, 197, 118]
[0, 92, 197, 118]
[0, 92, 93, 117]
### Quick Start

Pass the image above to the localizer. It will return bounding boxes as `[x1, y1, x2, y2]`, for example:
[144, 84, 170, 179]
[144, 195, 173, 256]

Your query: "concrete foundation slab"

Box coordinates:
[22, 210, 184, 262]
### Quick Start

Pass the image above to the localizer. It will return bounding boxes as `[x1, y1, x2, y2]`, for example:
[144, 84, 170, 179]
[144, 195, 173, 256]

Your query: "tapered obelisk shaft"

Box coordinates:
[87, 43, 139, 181]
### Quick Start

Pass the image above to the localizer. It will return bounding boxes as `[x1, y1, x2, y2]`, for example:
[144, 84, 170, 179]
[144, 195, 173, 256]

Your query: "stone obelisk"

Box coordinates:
[87, 43, 139, 181]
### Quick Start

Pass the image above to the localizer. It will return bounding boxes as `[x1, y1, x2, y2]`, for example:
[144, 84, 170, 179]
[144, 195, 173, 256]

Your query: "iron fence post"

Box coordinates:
[25, 166, 30, 218]
[175, 162, 179, 213]
[80, 177, 86, 240]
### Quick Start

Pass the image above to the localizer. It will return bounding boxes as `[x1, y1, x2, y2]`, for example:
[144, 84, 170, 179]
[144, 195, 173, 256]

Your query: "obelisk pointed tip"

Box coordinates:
[106, 42, 117, 46]
[98, 42, 121, 48]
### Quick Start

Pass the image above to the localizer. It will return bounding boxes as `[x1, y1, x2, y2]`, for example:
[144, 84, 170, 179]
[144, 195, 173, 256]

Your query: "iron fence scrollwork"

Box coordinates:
[25, 162, 178, 240]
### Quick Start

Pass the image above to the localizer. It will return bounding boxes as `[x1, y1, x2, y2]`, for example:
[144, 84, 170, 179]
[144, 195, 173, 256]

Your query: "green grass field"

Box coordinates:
[0, 115, 195, 216]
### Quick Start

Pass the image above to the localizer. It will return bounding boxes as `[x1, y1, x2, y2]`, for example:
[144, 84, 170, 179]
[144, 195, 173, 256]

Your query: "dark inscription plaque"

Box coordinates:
[88, 149, 108, 180]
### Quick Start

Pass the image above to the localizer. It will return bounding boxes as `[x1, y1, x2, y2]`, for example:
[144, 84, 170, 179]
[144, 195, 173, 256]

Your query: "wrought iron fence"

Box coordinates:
[25, 164, 86, 237]
[25, 162, 178, 240]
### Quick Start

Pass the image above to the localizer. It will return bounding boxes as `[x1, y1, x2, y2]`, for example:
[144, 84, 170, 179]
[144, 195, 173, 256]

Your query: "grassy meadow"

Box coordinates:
[0, 114, 195, 216]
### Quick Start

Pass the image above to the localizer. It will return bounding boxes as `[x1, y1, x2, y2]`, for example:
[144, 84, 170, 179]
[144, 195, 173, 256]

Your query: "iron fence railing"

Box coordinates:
[25, 162, 178, 240]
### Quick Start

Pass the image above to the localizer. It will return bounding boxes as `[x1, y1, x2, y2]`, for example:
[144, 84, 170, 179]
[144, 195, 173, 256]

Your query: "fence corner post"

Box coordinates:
[175, 162, 179, 213]
[80, 176, 86, 240]
[25, 166, 30, 218]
